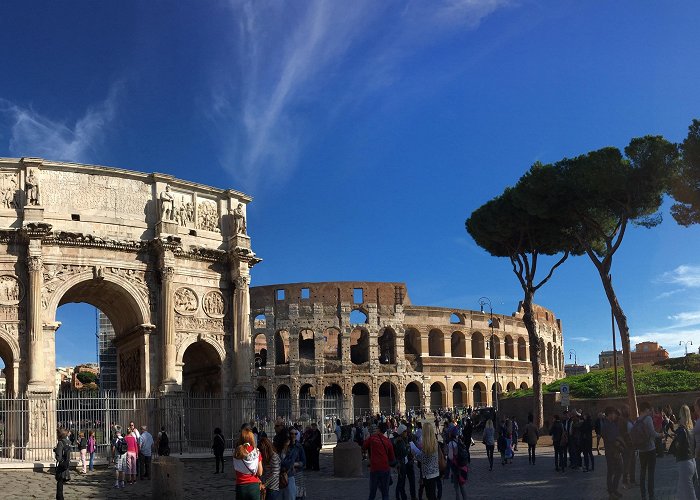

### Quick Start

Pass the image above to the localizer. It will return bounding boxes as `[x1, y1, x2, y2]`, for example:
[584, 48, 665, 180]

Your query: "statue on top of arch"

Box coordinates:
[25, 169, 40, 206]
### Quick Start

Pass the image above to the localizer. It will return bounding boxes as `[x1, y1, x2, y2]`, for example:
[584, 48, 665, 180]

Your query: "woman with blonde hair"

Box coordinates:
[234, 427, 263, 500]
[410, 422, 440, 500]
[669, 405, 697, 500]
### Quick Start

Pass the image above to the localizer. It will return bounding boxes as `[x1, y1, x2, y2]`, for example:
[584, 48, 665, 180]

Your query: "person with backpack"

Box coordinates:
[111, 425, 128, 489]
[54, 427, 71, 500]
[633, 401, 662, 500]
[669, 404, 697, 500]
[523, 413, 539, 465]
[549, 414, 566, 472]
[446, 426, 468, 500]
[157, 426, 170, 456]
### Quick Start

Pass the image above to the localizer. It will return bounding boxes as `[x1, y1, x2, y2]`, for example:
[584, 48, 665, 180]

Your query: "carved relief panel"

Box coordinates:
[119, 348, 141, 392]
[0, 171, 22, 208]
[174, 287, 198, 315]
[0, 275, 23, 305]
[197, 198, 220, 232]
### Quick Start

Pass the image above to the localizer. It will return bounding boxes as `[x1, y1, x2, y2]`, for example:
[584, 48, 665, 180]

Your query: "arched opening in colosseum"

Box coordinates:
[350, 309, 368, 324]
[506, 382, 516, 392]
[350, 328, 369, 365]
[451, 332, 466, 357]
[299, 329, 315, 360]
[452, 381, 467, 407]
[504, 335, 514, 358]
[547, 342, 553, 367]
[491, 382, 502, 402]
[352, 383, 371, 417]
[520, 382, 528, 390]
[300, 383, 315, 417]
[256, 386, 268, 418]
[323, 327, 341, 360]
[517, 337, 527, 361]
[378, 328, 396, 364]
[473, 382, 486, 406]
[254, 333, 268, 367]
[428, 329, 444, 356]
[471, 332, 485, 358]
[254, 313, 266, 328]
[405, 382, 422, 410]
[404, 329, 421, 357]
[430, 382, 445, 409]
[275, 330, 290, 364]
[450, 313, 463, 324]
[539, 338, 546, 365]
[182, 341, 222, 394]
[276, 385, 292, 419]
[324, 384, 343, 416]
[489, 336, 501, 359]
[379, 382, 398, 414]
[0, 337, 16, 395]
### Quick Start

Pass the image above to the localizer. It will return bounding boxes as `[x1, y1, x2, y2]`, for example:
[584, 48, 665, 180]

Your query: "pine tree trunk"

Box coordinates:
[599, 273, 638, 418]
[521, 290, 543, 428]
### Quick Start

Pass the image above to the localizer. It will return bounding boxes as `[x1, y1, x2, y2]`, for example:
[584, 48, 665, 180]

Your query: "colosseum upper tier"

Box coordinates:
[251, 281, 564, 417]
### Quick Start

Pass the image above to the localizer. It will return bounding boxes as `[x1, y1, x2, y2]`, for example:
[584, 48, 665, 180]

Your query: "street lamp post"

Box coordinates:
[679, 340, 693, 356]
[569, 349, 577, 366]
[479, 297, 499, 413]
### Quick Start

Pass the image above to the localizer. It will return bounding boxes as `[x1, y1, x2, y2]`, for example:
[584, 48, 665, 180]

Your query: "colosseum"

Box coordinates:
[251, 281, 565, 420]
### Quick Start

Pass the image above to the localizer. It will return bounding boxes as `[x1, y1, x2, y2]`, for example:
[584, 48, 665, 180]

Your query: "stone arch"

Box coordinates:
[323, 383, 344, 417]
[517, 337, 527, 361]
[450, 312, 464, 324]
[275, 330, 289, 364]
[255, 385, 268, 419]
[254, 333, 267, 366]
[350, 327, 369, 364]
[181, 340, 223, 394]
[379, 381, 398, 414]
[276, 384, 292, 419]
[405, 381, 422, 410]
[378, 327, 396, 364]
[177, 334, 226, 367]
[299, 383, 315, 417]
[539, 338, 546, 365]
[547, 342, 553, 367]
[506, 381, 516, 392]
[520, 382, 529, 390]
[473, 381, 486, 406]
[471, 331, 485, 358]
[352, 382, 371, 417]
[0, 328, 20, 395]
[404, 328, 421, 356]
[490, 335, 501, 358]
[428, 329, 444, 356]
[298, 328, 315, 360]
[452, 381, 467, 407]
[451, 331, 466, 357]
[429, 381, 445, 409]
[323, 327, 341, 359]
[504, 335, 514, 358]
[491, 382, 502, 402]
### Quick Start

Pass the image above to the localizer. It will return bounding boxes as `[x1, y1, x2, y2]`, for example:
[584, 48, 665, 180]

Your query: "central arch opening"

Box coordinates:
[182, 341, 222, 394]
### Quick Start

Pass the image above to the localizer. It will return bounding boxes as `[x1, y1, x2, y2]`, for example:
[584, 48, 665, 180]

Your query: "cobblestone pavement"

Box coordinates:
[0, 445, 683, 500]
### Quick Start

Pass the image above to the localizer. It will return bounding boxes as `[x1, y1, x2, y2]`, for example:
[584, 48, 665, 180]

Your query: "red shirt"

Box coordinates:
[363, 434, 395, 472]
[125, 434, 138, 454]
[234, 444, 261, 485]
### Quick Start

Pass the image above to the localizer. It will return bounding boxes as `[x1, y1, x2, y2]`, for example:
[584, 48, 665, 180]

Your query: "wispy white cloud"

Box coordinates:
[659, 265, 700, 289]
[213, 0, 512, 190]
[630, 330, 699, 358]
[667, 310, 700, 328]
[1, 83, 123, 163]
[570, 336, 591, 342]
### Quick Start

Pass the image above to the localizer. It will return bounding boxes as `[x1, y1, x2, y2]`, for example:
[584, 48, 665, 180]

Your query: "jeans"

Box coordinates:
[605, 451, 622, 494]
[140, 454, 152, 478]
[282, 475, 296, 500]
[88, 451, 95, 471]
[639, 450, 656, 499]
[367, 470, 390, 500]
[266, 490, 282, 500]
[582, 447, 594, 470]
[56, 478, 66, 500]
[677, 459, 697, 500]
[554, 445, 566, 470]
[622, 448, 636, 484]
[214, 450, 224, 473]
[451, 471, 467, 500]
[423, 477, 438, 500]
[396, 464, 408, 500]
[528, 444, 536, 464]
[406, 461, 416, 499]
[485, 445, 494, 469]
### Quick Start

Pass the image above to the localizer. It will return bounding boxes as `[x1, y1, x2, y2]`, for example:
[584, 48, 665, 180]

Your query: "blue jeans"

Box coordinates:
[282, 475, 296, 500]
[88, 452, 94, 471]
[266, 490, 282, 500]
[368, 470, 390, 500]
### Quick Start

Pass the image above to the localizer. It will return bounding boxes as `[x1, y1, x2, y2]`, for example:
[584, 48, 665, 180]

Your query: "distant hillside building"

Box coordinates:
[599, 350, 623, 369]
[631, 341, 669, 365]
[564, 364, 590, 376]
[72, 364, 99, 390]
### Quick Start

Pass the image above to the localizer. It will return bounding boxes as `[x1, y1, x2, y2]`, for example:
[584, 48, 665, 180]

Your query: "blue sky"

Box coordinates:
[1, 1, 699, 368]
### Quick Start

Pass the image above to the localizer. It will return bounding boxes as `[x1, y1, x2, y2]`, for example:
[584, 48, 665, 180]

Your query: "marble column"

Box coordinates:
[27, 254, 45, 389]
[160, 266, 177, 389]
[233, 273, 252, 392]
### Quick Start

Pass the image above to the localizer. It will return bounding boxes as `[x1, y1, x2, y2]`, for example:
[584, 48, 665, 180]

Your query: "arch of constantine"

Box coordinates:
[0, 157, 258, 459]
[251, 281, 565, 419]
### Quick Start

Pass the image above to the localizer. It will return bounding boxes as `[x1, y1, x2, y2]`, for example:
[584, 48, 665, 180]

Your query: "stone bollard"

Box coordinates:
[152, 456, 184, 499]
[333, 441, 363, 477]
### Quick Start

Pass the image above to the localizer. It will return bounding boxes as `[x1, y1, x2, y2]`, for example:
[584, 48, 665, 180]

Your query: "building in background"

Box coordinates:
[72, 363, 99, 390]
[631, 341, 669, 365]
[599, 350, 623, 369]
[564, 364, 590, 376]
[55, 367, 73, 393]
[97, 311, 117, 391]
[0, 370, 6, 393]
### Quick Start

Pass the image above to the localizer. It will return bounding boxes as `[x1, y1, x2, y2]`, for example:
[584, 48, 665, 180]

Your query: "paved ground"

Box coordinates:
[1, 445, 685, 499]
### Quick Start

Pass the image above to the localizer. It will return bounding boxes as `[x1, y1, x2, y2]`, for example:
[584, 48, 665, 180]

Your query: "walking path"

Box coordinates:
[4, 445, 681, 499]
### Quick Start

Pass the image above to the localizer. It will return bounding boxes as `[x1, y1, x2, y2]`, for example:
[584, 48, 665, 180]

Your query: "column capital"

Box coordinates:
[27, 255, 43, 272]
[160, 266, 176, 282]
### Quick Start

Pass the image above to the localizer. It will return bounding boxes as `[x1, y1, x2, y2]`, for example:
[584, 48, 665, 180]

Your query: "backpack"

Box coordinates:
[115, 437, 127, 456]
[629, 416, 650, 450]
[456, 441, 470, 466]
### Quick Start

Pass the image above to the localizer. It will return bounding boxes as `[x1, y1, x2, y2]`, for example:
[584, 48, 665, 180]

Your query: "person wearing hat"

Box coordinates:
[393, 424, 410, 500]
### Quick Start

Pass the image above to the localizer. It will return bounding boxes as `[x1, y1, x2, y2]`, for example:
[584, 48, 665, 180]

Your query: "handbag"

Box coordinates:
[438, 446, 446, 473]
[279, 469, 288, 489]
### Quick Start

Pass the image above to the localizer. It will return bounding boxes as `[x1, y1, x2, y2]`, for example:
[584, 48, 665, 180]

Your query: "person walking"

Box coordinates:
[281, 426, 306, 500]
[87, 430, 96, 472]
[139, 425, 154, 480]
[410, 422, 440, 500]
[213, 427, 226, 474]
[483, 419, 495, 471]
[124, 425, 140, 485]
[669, 404, 697, 500]
[595, 412, 605, 455]
[523, 413, 539, 465]
[54, 427, 71, 500]
[111, 426, 127, 489]
[601, 407, 624, 500]
[637, 401, 662, 500]
[363, 422, 396, 500]
[234, 426, 263, 500]
[549, 415, 566, 472]
[77, 431, 87, 474]
[580, 413, 594, 472]
[446, 427, 468, 500]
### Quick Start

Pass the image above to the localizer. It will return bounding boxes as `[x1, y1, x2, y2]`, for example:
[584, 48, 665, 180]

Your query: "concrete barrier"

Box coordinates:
[152, 456, 184, 499]
[333, 441, 363, 477]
